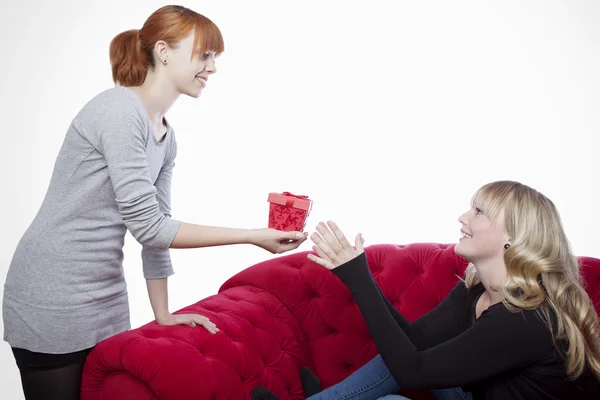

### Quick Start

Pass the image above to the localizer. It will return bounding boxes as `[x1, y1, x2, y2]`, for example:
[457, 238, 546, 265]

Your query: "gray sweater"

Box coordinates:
[3, 86, 182, 354]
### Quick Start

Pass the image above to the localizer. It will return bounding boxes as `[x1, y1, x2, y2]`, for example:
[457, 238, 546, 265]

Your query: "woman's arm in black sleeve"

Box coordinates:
[332, 252, 554, 389]
[376, 276, 471, 349]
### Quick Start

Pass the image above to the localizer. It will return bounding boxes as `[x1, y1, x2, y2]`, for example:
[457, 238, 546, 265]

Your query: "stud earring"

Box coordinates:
[162, 59, 167, 65]
[504, 243, 510, 250]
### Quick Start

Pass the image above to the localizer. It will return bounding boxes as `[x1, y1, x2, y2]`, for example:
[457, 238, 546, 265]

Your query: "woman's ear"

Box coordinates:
[154, 40, 169, 64]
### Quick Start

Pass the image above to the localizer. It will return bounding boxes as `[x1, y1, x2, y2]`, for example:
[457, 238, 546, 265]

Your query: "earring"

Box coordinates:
[504, 243, 510, 250]
[162, 59, 167, 65]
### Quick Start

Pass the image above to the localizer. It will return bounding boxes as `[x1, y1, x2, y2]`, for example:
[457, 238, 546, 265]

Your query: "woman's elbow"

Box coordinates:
[126, 217, 173, 248]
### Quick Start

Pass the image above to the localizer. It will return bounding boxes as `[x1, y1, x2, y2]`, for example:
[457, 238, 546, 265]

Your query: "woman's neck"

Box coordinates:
[131, 71, 180, 128]
[474, 259, 506, 305]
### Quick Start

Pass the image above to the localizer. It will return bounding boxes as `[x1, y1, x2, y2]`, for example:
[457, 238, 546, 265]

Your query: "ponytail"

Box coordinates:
[109, 29, 149, 86]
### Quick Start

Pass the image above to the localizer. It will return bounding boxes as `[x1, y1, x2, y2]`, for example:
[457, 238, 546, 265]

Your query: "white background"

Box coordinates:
[1, 0, 599, 398]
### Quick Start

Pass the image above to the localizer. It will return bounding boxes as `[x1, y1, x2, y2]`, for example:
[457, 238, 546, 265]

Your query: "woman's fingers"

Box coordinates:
[316, 222, 344, 254]
[312, 245, 330, 261]
[326, 221, 353, 251]
[310, 232, 339, 261]
[193, 315, 218, 333]
[175, 314, 219, 334]
[278, 238, 305, 253]
[307, 253, 335, 270]
[355, 233, 364, 253]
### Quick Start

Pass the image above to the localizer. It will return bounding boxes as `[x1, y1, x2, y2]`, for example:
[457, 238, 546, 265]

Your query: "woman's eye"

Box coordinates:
[475, 208, 483, 215]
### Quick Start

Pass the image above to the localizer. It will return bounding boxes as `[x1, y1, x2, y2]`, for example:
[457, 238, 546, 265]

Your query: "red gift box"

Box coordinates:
[267, 192, 313, 232]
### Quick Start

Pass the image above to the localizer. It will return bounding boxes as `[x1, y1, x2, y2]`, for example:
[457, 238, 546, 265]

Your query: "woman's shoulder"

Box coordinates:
[81, 86, 143, 115]
[72, 86, 148, 136]
[489, 297, 554, 334]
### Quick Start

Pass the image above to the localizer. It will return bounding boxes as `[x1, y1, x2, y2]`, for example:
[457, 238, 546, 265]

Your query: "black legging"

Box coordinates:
[12, 347, 94, 400]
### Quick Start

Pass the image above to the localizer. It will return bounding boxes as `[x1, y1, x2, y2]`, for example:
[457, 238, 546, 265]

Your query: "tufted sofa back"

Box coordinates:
[220, 242, 600, 396]
[220, 243, 470, 390]
[81, 243, 600, 400]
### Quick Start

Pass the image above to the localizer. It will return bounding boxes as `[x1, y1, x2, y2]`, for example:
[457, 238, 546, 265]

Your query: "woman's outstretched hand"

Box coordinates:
[307, 221, 364, 270]
[251, 228, 309, 254]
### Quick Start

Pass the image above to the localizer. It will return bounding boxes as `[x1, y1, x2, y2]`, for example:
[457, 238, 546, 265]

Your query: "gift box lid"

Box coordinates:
[268, 192, 312, 211]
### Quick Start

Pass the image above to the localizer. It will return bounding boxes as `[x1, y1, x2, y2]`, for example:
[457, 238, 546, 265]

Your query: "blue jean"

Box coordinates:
[306, 354, 472, 400]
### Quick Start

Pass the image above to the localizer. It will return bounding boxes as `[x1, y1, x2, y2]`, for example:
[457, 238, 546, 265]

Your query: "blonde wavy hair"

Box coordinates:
[463, 180, 600, 380]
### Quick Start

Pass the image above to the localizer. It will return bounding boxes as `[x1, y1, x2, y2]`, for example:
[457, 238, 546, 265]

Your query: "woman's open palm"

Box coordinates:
[307, 221, 364, 270]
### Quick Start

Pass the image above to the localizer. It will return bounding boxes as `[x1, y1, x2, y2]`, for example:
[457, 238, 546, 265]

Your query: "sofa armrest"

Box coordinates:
[81, 286, 309, 400]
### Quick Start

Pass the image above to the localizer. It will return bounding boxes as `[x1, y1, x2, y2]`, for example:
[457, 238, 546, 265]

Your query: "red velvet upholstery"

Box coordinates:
[81, 243, 600, 400]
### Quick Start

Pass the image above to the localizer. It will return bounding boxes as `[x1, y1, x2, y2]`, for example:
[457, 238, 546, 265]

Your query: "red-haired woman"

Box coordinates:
[2, 5, 307, 399]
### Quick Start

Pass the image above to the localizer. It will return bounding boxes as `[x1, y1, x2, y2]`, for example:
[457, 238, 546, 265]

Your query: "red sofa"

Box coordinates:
[80, 243, 600, 399]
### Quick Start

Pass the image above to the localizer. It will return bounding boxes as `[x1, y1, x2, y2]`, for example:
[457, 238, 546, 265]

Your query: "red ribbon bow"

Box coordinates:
[282, 191, 309, 199]
[281, 192, 310, 208]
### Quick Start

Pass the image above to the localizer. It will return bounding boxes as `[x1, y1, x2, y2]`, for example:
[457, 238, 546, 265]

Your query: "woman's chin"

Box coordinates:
[454, 242, 471, 261]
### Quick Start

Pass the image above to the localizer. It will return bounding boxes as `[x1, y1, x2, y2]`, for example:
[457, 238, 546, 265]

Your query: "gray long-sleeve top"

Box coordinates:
[3, 86, 182, 353]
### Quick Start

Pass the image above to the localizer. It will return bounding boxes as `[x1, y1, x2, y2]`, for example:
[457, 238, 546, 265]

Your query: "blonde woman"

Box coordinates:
[253, 181, 600, 400]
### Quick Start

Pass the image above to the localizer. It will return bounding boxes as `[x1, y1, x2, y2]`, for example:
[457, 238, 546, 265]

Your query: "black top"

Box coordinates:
[332, 252, 600, 400]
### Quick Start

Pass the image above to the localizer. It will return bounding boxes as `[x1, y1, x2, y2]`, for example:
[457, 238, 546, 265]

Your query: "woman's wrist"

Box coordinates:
[171, 223, 256, 248]
[146, 278, 170, 322]
[245, 228, 262, 246]
[155, 312, 171, 324]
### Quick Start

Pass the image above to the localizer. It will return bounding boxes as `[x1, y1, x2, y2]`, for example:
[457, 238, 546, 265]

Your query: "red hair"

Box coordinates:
[109, 5, 224, 86]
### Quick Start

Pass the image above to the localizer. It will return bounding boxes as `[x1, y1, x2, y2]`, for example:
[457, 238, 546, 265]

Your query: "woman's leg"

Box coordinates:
[431, 387, 472, 400]
[376, 396, 410, 400]
[375, 387, 472, 400]
[306, 354, 406, 400]
[12, 346, 93, 400]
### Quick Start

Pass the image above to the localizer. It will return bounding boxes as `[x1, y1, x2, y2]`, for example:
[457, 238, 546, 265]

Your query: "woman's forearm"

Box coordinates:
[169, 222, 255, 249]
[146, 277, 170, 322]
